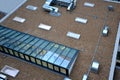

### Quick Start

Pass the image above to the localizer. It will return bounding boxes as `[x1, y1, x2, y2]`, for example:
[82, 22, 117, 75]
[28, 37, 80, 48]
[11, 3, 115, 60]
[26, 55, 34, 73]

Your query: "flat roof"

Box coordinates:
[0, 0, 120, 80]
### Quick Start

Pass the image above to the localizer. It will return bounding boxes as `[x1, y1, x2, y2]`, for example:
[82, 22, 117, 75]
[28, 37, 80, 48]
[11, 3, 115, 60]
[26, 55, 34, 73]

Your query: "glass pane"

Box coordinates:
[54, 66, 59, 72]
[25, 55, 29, 61]
[19, 53, 24, 59]
[31, 48, 42, 57]
[8, 49, 14, 55]
[20, 44, 32, 53]
[48, 63, 53, 69]
[54, 47, 70, 66]
[39, 41, 49, 49]
[48, 53, 59, 63]
[55, 46, 65, 54]
[44, 43, 55, 51]
[50, 44, 59, 52]
[39, 50, 47, 56]
[3, 47, 8, 53]
[42, 61, 47, 67]
[67, 49, 77, 58]
[60, 68, 66, 74]
[61, 59, 70, 68]
[14, 51, 19, 57]
[24, 36, 34, 43]
[54, 56, 64, 66]
[42, 51, 54, 61]
[61, 47, 70, 57]
[36, 59, 41, 65]
[30, 57, 35, 63]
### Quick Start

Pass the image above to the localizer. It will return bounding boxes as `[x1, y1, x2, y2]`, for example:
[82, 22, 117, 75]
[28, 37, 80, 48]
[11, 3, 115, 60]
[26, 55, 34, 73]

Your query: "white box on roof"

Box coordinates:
[26, 5, 38, 11]
[38, 23, 51, 31]
[84, 2, 95, 7]
[67, 31, 80, 39]
[1, 65, 19, 78]
[13, 16, 26, 23]
[75, 17, 88, 24]
[91, 61, 100, 73]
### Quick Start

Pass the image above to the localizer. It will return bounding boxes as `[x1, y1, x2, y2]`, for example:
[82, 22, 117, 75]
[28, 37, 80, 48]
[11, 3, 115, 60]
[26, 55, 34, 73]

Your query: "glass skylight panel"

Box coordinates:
[44, 42, 55, 51]
[0, 25, 79, 76]
[42, 51, 54, 61]
[9, 33, 25, 49]
[50, 44, 59, 52]
[67, 49, 77, 58]
[26, 39, 44, 55]
[48, 53, 59, 63]
[61, 47, 71, 57]
[61, 59, 70, 68]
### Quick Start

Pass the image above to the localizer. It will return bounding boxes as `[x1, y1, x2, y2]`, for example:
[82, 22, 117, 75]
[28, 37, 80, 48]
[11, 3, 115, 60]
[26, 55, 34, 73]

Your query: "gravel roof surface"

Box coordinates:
[0, 0, 120, 80]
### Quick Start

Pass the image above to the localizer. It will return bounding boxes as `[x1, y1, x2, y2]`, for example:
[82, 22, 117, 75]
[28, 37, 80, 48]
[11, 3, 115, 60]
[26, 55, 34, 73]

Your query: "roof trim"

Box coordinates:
[104, 0, 120, 3]
[109, 22, 120, 80]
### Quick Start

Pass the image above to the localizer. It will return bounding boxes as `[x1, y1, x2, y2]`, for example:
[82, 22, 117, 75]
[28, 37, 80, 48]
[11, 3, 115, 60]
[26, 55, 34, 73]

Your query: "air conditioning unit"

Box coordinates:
[0, 74, 7, 80]
[91, 61, 100, 73]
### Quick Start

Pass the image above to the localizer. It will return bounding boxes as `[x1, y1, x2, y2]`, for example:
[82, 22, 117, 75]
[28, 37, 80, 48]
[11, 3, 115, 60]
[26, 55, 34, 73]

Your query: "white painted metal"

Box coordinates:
[13, 16, 26, 23]
[91, 61, 99, 73]
[84, 2, 95, 7]
[75, 17, 88, 24]
[26, 5, 38, 11]
[67, 31, 80, 39]
[38, 23, 52, 31]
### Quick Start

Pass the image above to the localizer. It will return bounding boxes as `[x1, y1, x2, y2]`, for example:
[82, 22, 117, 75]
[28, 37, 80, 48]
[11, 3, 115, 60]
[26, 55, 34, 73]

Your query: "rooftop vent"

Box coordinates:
[91, 61, 100, 73]
[108, 5, 114, 11]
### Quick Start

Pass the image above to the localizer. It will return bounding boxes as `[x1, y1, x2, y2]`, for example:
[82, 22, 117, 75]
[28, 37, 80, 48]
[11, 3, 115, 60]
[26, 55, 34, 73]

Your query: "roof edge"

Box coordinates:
[108, 22, 120, 80]
[104, 0, 120, 3]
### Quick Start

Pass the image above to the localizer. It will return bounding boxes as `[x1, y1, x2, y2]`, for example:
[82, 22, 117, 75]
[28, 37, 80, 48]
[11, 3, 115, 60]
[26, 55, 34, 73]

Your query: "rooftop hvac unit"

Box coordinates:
[91, 61, 100, 73]
[108, 5, 114, 11]
[75, 17, 88, 24]
[0, 74, 7, 80]
[102, 25, 109, 37]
